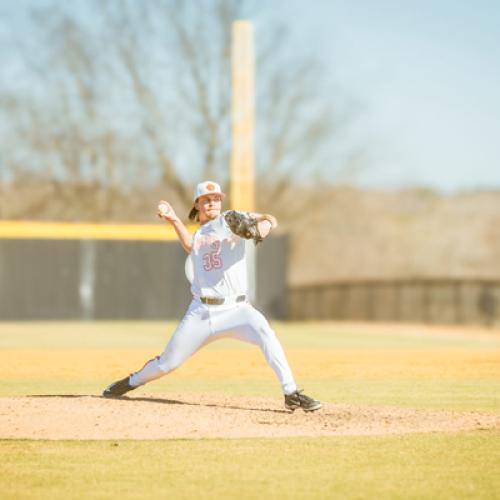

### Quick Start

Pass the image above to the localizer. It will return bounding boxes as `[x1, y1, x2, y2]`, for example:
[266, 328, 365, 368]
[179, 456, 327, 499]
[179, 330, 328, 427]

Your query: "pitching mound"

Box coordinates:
[1, 394, 498, 440]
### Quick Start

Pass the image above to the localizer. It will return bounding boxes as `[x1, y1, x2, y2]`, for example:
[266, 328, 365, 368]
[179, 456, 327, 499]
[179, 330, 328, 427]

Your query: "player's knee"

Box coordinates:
[158, 355, 183, 374]
[256, 325, 276, 343]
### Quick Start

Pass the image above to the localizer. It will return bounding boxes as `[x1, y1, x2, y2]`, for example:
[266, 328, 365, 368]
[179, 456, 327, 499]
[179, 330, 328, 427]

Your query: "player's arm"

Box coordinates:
[157, 201, 193, 254]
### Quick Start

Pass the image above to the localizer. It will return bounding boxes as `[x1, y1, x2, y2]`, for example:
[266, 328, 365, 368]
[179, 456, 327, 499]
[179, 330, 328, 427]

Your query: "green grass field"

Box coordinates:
[1, 321, 499, 499]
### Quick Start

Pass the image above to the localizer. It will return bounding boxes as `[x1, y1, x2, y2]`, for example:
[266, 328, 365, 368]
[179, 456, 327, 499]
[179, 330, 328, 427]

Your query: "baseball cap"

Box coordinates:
[193, 181, 225, 202]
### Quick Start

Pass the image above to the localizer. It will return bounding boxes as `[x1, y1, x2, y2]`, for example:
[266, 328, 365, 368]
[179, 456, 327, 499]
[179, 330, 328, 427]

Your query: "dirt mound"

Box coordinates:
[1, 394, 498, 440]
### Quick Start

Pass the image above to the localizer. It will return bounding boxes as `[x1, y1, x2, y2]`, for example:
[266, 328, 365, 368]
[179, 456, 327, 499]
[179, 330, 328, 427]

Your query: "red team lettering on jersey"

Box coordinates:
[194, 234, 218, 249]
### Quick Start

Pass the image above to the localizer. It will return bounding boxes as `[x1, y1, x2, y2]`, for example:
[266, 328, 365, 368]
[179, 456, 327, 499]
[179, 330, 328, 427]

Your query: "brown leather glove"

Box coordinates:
[224, 211, 263, 245]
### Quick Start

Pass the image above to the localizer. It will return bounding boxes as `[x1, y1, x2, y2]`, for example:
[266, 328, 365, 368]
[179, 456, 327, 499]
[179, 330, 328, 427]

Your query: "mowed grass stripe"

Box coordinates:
[1, 432, 499, 500]
[1, 349, 499, 379]
[1, 321, 499, 350]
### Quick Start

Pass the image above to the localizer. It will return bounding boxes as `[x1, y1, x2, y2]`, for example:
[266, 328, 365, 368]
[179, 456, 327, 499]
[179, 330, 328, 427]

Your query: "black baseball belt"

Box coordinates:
[200, 295, 246, 305]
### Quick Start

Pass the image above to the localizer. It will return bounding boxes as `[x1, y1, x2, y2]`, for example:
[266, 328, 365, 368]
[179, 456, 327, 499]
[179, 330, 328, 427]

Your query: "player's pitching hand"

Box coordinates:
[157, 201, 178, 222]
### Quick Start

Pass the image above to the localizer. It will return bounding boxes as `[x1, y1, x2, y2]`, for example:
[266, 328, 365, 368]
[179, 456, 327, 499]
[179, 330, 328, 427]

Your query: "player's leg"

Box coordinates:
[208, 303, 321, 411]
[241, 306, 322, 412]
[207, 303, 296, 393]
[130, 302, 210, 386]
[102, 300, 210, 397]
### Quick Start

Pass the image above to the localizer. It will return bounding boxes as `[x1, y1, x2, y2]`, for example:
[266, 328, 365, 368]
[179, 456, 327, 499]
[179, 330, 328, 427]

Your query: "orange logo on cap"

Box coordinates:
[206, 183, 215, 191]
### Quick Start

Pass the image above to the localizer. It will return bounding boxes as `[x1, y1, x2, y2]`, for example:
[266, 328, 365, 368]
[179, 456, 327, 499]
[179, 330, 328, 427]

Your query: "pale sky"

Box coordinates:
[275, 0, 500, 191]
[1, 0, 499, 192]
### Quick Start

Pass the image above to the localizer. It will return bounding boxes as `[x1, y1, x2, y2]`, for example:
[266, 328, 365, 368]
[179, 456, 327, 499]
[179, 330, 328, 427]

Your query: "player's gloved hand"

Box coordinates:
[224, 211, 264, 245]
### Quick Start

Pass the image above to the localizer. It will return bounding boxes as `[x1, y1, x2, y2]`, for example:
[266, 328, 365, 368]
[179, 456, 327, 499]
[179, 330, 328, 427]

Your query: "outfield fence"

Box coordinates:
[0, 222, 288, 320]
[289, 278, 500, 326]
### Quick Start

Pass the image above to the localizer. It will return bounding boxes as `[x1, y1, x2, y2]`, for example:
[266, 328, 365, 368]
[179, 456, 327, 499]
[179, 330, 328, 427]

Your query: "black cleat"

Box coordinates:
[285, 390, 322, 412]
[102, 376, 135, 398]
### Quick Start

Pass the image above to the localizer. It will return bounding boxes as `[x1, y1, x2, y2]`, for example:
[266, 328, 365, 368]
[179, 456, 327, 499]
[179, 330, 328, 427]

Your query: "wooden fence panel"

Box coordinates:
[289, 279, 500, 326]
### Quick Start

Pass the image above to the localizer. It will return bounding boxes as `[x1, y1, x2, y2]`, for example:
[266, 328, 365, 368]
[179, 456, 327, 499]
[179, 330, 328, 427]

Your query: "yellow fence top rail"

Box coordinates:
[0, 221, 197, 240]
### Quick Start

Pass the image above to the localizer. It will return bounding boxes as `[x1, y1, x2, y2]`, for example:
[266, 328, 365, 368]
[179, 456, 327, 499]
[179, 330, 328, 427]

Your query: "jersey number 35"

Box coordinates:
[203, 241, 222, 271]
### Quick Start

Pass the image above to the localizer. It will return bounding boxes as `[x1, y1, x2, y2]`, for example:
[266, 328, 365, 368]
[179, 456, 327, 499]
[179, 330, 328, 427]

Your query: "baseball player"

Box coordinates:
[103, 181, 321, 412]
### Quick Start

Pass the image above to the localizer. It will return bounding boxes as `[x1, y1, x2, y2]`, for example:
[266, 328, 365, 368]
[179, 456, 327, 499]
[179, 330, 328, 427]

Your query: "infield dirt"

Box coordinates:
[1, 393, 498, 439]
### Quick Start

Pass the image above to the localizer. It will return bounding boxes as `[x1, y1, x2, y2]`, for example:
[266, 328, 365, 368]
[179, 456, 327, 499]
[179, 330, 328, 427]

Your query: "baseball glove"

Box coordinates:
[224, 210, 263, 245]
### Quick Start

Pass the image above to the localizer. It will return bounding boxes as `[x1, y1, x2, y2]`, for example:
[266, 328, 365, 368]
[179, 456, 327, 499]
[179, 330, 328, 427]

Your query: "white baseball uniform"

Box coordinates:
[129, 211, 298, 395]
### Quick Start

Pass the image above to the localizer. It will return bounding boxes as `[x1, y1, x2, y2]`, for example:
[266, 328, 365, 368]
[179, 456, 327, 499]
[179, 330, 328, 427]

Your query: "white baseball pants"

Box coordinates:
[129, 299, 298, 395]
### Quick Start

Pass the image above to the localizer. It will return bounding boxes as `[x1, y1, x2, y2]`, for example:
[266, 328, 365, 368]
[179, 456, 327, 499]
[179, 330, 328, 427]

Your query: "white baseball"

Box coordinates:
[158, 203, 171, 217]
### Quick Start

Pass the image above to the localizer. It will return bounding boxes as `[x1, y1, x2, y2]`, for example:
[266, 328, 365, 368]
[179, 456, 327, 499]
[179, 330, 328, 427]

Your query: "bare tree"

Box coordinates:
[1, 5, 141, 220]
[0, 0, 365, 222]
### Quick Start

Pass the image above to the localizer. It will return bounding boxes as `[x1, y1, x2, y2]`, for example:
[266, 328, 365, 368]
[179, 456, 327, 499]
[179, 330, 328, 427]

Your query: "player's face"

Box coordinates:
[197, 194, 222, 222]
